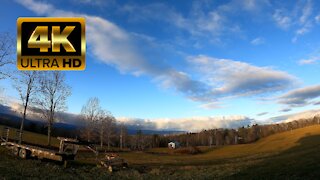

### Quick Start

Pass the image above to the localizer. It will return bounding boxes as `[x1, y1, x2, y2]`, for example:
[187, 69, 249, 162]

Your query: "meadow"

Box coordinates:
[1, 125, 320, 179]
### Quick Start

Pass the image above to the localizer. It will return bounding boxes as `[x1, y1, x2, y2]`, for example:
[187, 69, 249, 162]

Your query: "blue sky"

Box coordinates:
[1, 0, 320, 130]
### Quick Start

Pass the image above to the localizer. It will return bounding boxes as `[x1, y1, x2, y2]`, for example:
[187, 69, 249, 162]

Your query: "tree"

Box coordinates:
[37, 71, 71, 146]
[0, 32, 14, 80]
[105, 115, 116, 150]
[81, 97, 101, 142]
[97, 109, 115, 148]
[97, 110, 106, 148]
[13, 71, 38, 144]
[119, 123, 128, 149]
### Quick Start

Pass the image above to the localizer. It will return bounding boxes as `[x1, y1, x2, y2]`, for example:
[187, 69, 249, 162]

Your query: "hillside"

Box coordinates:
[1, 125, 320, 179]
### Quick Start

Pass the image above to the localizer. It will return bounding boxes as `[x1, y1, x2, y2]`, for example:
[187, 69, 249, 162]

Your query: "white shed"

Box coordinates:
[168, 141, 180, 149]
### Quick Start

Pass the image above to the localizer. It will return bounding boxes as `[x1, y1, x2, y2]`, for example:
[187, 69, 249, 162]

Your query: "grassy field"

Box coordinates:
[1, 125, 320, 179]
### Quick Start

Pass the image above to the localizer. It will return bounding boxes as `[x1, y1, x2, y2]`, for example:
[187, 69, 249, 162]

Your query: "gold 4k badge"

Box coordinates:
[17, 17, 86, 70]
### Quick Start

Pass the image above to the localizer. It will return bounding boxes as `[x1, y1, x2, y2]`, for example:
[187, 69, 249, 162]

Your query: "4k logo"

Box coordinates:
[17, 17, 86, 70]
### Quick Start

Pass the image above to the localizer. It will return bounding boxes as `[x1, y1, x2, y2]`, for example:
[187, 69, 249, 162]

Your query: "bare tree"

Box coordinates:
[37, 71, 71, 146]
[105, 115, 116, 150]
[97, 109, 107, 148]
[96, 109, 117, 149]
[119, 123, 127, 149]
[81, 97, 101, 142]
[13, 71, 38, 144]
[0, 32, 14, 79]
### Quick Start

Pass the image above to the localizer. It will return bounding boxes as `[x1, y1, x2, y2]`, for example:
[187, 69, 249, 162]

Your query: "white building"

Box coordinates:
[168, 141, 180, 149]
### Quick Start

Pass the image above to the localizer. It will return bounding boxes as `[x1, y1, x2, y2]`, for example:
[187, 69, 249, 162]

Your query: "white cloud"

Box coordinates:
[278, 85, 320, 107]
[257, 112, 268, 116]
[73, 0, 112, 6]
[251, 37, 265, 45]
[299, 0, 312, 25]
[268, 109, 320, 123]
[121, 3, 226, 39]
[188, 55, 297, 98]
[199, 102, 223, 109]
[120, 0, 269, 43]
[273, 9, 291, 29]
[118, 115, 253, 132]
[298, 56, 320, 65]
[293, 0, 313, 42]
[273, 0, 314, 42]
[316, 15, 320, 23]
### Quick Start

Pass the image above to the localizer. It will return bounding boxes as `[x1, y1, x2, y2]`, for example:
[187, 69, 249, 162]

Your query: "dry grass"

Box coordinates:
[113, 125, 320, 166]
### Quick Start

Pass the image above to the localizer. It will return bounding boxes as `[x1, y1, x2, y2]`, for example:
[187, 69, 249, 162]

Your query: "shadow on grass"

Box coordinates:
[229, 135, 320, 179]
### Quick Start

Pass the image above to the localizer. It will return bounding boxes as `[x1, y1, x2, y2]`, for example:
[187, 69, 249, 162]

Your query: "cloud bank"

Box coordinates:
[1, 99, 252, 132]
[1, 98, 319, 132]
[118, 116, 253, 132]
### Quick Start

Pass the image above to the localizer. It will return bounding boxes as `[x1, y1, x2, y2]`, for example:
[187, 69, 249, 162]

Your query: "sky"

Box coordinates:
[1, 0, 320, 131]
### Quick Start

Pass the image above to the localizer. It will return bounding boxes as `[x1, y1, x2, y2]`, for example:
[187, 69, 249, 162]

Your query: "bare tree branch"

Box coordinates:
[80, 97, 101, 142]
[0, 32, 15, 80]
[12, 71, 38, 144]
[36, 71, 71, 146]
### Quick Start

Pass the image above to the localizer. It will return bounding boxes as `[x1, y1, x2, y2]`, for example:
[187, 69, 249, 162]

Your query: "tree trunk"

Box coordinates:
[87, 130, 90, 142]
[120, 127, 123, 149]
[107, 134, 110, 150]
[19, 95, 29, 144]
[100, 130, 103, 148]
[47, 123, 51, 146]
[120, 133, 123, 150]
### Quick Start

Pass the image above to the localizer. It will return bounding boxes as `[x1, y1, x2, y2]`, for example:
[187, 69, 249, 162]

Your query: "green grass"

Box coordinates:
[1, 125, 60, 147]
[1, 125, 320, 179]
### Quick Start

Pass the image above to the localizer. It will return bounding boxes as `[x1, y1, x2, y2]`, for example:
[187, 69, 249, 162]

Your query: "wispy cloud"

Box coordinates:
[278, 85, 320, 107]
[299, 0, 313, 25]
[72, 0, 113, 6]
[293, 0, 313, 42]
[316, 15, 320, 23]
[120, 3, 227, 41]
[120, 0, 268, 44]
[199, 102, 223, 110]
[257, 112, 268, 116]
[272, 0, 315, 42]
[251, 37, 265, 45]
[273, 9, 292, 30]
[298, 56, 320, 65]
[280, 108, 291, 112]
